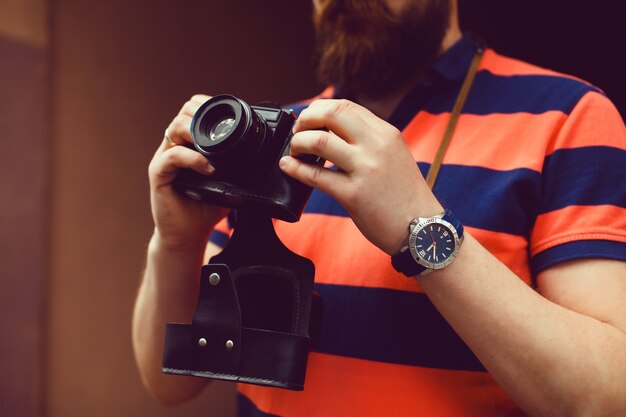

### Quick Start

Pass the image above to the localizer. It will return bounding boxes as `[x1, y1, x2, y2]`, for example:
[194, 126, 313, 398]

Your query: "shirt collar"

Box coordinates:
[429, 34, 481, 83]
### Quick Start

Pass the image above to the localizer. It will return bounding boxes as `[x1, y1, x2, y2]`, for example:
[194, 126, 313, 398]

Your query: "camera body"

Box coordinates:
[173, 94, 323, 222]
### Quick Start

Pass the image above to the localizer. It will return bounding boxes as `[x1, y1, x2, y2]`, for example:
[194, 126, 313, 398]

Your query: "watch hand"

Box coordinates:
[425, 243, 434, 252]
[429, 230, 436, 243]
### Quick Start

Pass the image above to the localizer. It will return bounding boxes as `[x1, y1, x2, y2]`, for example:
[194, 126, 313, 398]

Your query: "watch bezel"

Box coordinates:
[408, 216, 463, 271]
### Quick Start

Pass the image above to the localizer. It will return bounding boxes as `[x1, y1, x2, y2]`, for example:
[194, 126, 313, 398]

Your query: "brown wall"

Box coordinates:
[47, 1, 317, 416]
[0, 0, 48, 416]
[2, 0, 317, 416]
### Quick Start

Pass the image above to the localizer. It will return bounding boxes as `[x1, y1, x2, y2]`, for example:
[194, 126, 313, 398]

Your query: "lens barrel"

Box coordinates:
[191, 95, 268, 163]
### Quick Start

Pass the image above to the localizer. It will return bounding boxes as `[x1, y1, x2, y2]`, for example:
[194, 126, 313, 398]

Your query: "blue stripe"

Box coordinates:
[430, 163, 539, 236]
[209, 229, 230, 248]
[428, 71, 600, 116]
[388, 71, 600, 131]
[313, 284, 485, 372]
[304, 147, 626, 236]
[237, 393, 280, 417]
[305, 162, 540, 237]
[540, 146, 626, 213]
[531, 240, 626, 278]
[285, 103, 309, 117]
[303, 188, 349, 218]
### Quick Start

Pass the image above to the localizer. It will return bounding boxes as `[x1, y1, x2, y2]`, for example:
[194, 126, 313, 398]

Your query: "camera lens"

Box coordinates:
[191, 95, 269, 163]
[210, 117, 236, 141]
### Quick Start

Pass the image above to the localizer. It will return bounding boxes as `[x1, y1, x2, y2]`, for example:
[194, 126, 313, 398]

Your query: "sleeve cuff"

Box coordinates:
[531, 239, 626, 278]
[209, 229, 230, 248]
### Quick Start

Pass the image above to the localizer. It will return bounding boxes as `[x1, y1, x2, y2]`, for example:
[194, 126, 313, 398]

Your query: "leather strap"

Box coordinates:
[163, 324, 310, 390]
[425, 49, 483, 189]
[162, 263, 312, 390]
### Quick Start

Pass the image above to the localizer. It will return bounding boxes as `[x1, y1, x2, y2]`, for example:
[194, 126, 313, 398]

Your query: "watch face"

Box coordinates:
[410, 220, 459, 268]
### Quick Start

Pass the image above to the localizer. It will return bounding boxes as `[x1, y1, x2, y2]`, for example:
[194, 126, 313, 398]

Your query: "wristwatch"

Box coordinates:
[391, 209, 464, 277]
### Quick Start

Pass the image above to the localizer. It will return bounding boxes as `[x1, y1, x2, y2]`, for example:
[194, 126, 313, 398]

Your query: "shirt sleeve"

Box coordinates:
[209, 212, 235, 248]
[529, 91, 626, 276]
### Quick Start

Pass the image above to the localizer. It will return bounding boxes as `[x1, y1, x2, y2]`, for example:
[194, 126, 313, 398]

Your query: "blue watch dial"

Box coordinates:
[414, 223, 456, 265]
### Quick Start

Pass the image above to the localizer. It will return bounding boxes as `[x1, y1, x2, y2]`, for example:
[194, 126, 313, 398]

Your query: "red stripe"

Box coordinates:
[480, 49, 587, 84]
[402, 91, 623, 171]
[239, 352, 527, 417]
[545, 92, 626, 155]
[213, 217, 232, 235]
[531, 205, 626, 256]
[275, 214, 419, 292]
[402, 111, 566, 171]
[275, 216, 532, 290]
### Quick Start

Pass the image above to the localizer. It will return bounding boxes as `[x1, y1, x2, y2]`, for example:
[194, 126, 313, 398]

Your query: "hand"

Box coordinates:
[148, 94, 228, 251]
[279, 99, 442, 255]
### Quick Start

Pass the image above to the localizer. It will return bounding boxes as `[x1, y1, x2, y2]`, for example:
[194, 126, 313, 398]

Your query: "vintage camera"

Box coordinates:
[163, 95, 323, 391]
[173, 94, 323, 222]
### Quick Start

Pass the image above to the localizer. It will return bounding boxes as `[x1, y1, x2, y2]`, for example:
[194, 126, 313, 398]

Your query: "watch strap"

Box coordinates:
[441, 210, 464, 240]
[391, 246, 427, 277]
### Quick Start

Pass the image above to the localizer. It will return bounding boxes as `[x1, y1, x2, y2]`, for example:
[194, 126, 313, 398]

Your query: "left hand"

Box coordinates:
[279, 99, 443, 255]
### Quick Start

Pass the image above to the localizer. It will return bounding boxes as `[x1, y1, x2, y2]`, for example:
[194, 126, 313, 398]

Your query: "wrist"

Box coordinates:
[391, 208, 464, 277]
[145, 230, 207, 297]
[150, 228, 209, 258]
[387, 197, 444, 255]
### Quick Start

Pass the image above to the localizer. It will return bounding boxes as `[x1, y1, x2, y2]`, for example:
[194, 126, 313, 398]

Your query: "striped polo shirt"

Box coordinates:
[210, 35, 626, 416]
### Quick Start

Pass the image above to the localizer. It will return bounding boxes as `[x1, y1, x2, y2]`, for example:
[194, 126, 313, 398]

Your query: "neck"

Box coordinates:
[356, 10, 462, 121]
[356, 87, 413, 121]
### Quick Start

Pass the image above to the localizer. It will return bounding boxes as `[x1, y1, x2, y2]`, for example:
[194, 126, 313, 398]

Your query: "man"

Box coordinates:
[133, 0, 626, 415]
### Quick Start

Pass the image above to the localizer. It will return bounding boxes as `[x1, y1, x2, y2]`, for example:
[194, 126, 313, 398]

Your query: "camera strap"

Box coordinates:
[425, 48, 484, 189]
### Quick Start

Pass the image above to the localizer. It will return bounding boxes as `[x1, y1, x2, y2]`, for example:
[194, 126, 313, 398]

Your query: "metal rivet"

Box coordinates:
[225, 340, 234, 351]
[184, 190, 202, 201]
[198, 338, 207, 347]
[209, 273, 221, 285]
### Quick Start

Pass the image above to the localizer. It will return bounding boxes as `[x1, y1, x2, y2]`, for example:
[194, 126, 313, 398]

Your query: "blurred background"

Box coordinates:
[0, 1, 623, 416]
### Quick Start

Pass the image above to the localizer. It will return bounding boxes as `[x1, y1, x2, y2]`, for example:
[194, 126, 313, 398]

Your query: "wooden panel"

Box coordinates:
[0, 35, 48, 417]
[0, 0, 47, 46]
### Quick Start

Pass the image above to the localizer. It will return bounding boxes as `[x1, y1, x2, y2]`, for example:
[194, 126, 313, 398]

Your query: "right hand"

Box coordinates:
[148, 94, 228, 251]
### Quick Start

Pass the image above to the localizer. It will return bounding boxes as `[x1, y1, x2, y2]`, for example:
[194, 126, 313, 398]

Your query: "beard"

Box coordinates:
[314, 0, 451, 100]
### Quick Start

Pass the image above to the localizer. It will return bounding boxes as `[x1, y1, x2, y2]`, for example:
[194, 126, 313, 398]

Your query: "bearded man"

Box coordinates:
[133, 0, 626, 415]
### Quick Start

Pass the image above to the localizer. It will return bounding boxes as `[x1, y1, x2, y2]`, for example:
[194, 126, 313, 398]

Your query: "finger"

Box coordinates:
[149, 145, 214, 185]
[279, 155, 348, 197]
[182, 94, 212, 116]
[179, 94, 212, 116]
[165, 114, 194, 145]
[293, 99, 371, 144]
[290, 130, 356, 172]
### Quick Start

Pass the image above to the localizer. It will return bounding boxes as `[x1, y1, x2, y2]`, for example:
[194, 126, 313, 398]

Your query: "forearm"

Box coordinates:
[132, 230, 209, 405]
[418, 234, 626, 417]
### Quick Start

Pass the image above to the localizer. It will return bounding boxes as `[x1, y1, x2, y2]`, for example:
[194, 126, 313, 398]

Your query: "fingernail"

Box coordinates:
[206, 163, 215, 174]
[279, 156, 291, 169]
